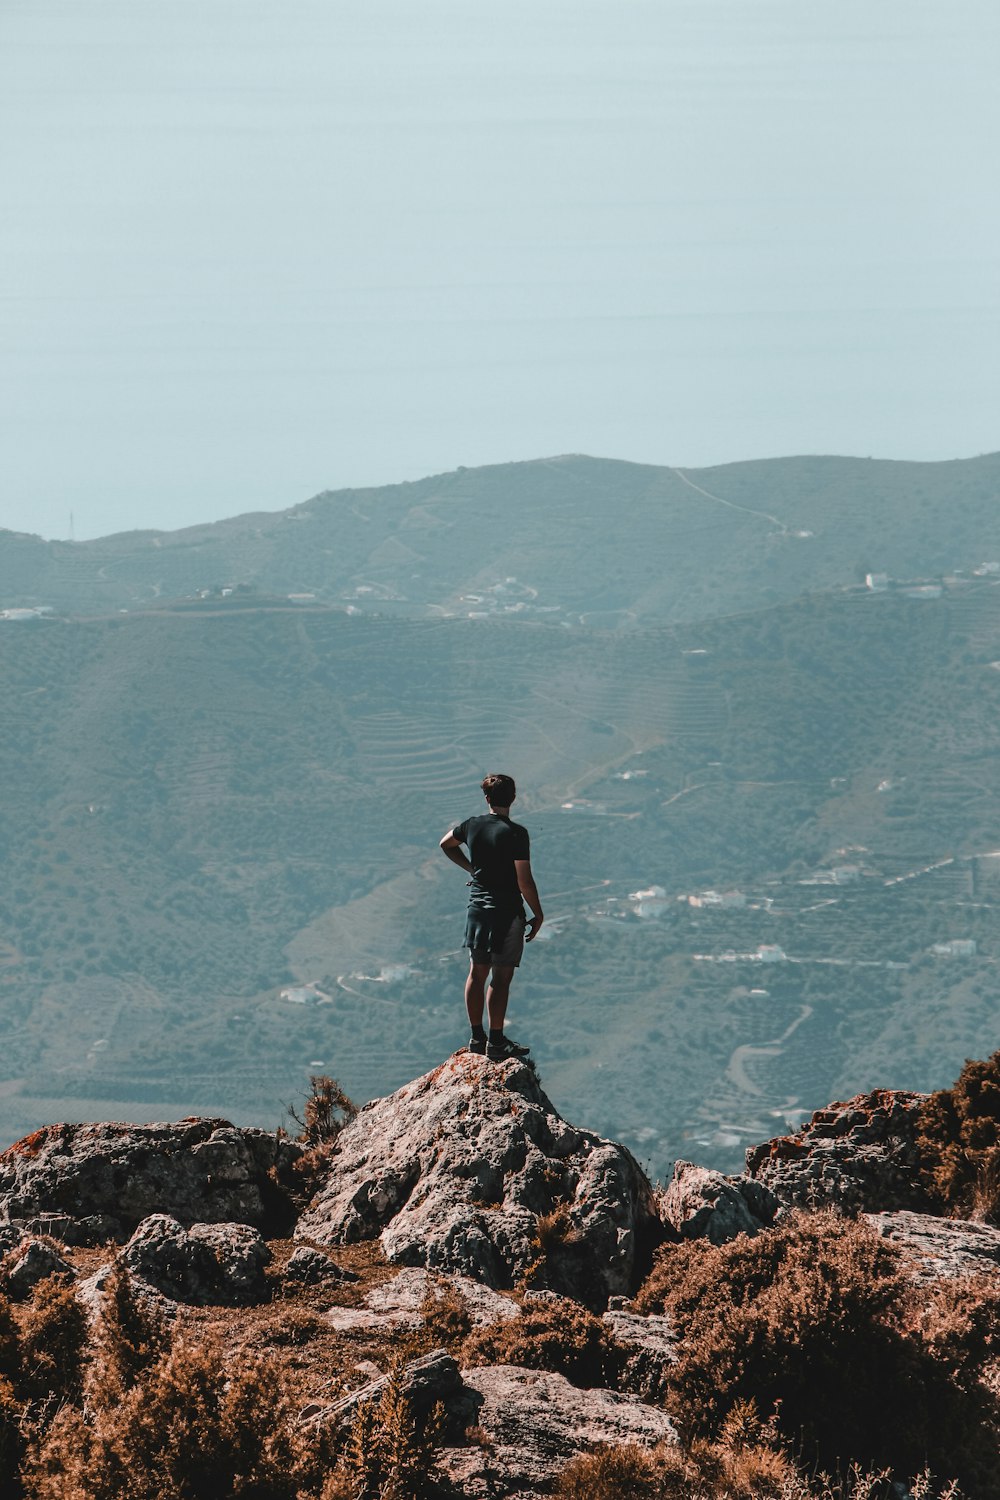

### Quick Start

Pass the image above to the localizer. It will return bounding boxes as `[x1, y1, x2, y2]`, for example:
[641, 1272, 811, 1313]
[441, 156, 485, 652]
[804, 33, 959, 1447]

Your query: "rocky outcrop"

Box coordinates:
[119, 1214, 271, 1304]
[0, 1119, 301, 1245]
[661, 1160, 778, 1244]
[442, 1365, 678, 1498]
[867, 1210, 1000, 1282]
[744, 1090, 931, 1214]
[296, 1054, 660, 1306]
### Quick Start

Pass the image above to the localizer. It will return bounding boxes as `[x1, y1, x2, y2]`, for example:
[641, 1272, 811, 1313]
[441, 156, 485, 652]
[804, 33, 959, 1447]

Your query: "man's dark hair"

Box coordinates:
[482, 773, 516, 807]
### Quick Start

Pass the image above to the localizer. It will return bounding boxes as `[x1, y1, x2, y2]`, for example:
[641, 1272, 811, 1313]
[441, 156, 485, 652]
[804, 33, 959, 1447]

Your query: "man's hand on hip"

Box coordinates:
[526, 914, 544, 942]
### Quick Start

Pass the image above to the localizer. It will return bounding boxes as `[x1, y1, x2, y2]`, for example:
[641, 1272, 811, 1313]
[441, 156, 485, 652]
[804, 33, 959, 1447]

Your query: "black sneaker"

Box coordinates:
[468, 1036, 487, 1055]
[486, 1034, 531, 1062]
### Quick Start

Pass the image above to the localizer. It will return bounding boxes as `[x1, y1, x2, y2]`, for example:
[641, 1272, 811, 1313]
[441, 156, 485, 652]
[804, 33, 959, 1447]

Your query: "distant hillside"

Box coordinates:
[4, 572, 1000, 1175]
[3, 451, 1000, 624]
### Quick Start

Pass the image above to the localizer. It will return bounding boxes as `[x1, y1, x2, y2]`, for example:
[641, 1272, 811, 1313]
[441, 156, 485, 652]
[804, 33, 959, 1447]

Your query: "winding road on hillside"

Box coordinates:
[670, 468, 788, 532]
[726, 1003, 814, 1096]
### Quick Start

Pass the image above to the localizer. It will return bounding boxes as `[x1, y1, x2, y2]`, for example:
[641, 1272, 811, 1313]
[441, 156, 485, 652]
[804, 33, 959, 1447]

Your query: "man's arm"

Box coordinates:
[439, 831, 473, 875]
[514, 858, 544, 941]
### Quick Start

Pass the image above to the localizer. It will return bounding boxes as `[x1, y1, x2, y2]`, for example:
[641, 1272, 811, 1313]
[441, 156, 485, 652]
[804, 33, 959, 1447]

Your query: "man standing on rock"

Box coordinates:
[440, 773, 544, 1061]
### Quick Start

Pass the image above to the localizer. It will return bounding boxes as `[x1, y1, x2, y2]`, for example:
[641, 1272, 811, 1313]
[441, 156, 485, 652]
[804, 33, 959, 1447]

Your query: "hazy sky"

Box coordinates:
[1, 1, 997, 541]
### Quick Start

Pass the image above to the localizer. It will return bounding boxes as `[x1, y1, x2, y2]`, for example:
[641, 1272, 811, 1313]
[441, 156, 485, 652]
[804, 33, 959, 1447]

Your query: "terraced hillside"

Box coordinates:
[3, 451, 1000, 625]
[3, 574, 1000, 1177]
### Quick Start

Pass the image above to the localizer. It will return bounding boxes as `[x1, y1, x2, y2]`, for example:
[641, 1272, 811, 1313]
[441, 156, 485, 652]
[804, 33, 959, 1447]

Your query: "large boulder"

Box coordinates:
[744, 1090, 932, 1214]
[296, 1054, 660, 1306]
[119, 1214, 271, 1304]
[443, 1365, 678, 1498]
[0, 1119, 302, 1245]
[661, 1161, 778, 1244]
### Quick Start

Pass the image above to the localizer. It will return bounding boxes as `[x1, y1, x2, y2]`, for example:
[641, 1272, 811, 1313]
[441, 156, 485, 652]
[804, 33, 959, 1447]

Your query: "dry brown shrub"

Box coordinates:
[28, 1339, 317, 1500]
[462, 1298, 620, 1388]
[19, 1276, 88, 1403]
[0, 1375, 25, 1493]
[553, 1441, 664, 1499]
[418, 1277, 473, 1350]
[0, 1291, 21, 1384]
[634, 1210, 999, 1489]
[89, 1264, 172, 1404]
[916, 1052, 1000, 1218]
[553, 1440, 961, 1500]
[289, 1075, 357, 1149]
[332, 1363, 448, 1500]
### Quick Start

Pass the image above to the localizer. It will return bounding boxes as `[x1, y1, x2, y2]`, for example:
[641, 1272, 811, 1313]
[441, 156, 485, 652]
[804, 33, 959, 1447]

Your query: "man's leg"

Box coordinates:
[485, 965, 515, 1032]
[466, 961, 491, 1029]
[485, 965, 529, 1060]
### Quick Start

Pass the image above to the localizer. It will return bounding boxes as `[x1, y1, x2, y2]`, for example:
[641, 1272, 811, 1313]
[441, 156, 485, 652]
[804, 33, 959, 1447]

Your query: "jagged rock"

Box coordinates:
[0, 1119, 302, 1245]
[868, 1210, 1000, 1282]
[300, 1348, 462, 1427]
[603, 1307, 676, 1401]
[745, 1090, 932, 1214]
[282, 1245, 359, 1290]
[662, 1160, 778, 1244]
[442, 1364, 678, 1497]
[0, 1236, 74, 1299]
[296, 1054, 660, 1306]
[120, 1214, 271, 1304]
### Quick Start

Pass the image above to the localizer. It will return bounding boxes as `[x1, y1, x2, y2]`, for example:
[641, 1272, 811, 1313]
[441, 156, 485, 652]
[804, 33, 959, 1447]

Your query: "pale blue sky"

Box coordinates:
[1, 0, 997, 540]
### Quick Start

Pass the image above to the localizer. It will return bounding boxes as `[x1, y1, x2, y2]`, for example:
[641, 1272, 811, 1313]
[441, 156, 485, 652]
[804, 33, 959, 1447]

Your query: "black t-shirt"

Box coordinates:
[452, 813, 530, 917]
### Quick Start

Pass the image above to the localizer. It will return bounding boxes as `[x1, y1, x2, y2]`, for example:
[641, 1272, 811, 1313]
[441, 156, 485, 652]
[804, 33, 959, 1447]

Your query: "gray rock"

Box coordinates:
[282, 1245, 359, 1290]
[442, 1364, 678, 1498]
[0, 1236, 74, 1299]
[745, 1090, 931, 1214]
[189, 1222, 271, 1301]
[0, 1120, 301, 1245]
[603, 1307, 676, 1402]
[867, 1210, 1000, 1282]
[120, 1214, 270, 1304]
[301, 1348, 462, 1427]
[661, 1161, 778, 1244]
[297, 1054, 660, 1305]
[322, 1266, 519, 1334]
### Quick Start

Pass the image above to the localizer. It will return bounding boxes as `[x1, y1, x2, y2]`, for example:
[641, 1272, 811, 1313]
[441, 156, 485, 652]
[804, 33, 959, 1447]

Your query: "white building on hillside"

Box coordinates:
[756, 944, 787, 963]
[630, 885, 669, 918]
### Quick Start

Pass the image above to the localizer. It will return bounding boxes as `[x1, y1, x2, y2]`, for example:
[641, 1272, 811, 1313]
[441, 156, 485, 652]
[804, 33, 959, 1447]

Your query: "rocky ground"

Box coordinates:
[0, 1052, 995, 1497]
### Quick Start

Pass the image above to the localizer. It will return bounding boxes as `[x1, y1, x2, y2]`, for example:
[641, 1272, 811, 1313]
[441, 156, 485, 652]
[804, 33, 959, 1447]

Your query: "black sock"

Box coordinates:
[489, 1029, 504, 1044]
[471, 1024, 487, 1041]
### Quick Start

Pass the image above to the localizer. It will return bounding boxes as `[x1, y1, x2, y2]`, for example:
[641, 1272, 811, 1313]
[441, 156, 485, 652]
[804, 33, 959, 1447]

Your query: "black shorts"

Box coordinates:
[468, 914, 526, 968]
